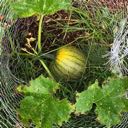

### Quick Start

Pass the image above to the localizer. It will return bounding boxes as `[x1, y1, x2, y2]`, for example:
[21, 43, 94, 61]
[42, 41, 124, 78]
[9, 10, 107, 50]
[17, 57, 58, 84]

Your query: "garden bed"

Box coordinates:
[0, 0, 128, 128]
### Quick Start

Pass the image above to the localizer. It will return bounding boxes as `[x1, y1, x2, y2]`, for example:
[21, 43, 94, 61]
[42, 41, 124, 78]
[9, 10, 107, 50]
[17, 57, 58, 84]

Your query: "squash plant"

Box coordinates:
[17, 75, 74, 128]
[17, 75, 128, 128]
[10, 0, 71, 78]
[10, 0, 74, 127]
[10, 1, 128, 128]
[75, 77, 128, 128]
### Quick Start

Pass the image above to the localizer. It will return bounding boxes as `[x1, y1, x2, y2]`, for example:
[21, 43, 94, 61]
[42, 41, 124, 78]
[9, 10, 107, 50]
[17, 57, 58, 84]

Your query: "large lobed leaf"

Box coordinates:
[17, 75, 73, 128]
[75, 77, 128, 127]
[19, 95, 73, 128]
[17, 75, 59, 95]
[10, 0, 71, 18]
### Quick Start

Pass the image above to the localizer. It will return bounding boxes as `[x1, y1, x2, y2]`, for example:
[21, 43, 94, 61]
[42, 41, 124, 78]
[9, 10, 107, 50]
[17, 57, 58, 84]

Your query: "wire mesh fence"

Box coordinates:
[0, 0, 128, 128]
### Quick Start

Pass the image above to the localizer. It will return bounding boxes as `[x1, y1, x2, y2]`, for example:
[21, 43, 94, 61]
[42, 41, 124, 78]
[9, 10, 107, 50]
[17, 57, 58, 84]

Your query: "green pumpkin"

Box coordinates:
[51, 46, 86, 80]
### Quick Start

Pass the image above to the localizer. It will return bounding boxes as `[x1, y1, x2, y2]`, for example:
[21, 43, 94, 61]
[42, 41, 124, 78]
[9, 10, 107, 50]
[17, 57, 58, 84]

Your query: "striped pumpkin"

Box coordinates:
[51, 46, 86, 80]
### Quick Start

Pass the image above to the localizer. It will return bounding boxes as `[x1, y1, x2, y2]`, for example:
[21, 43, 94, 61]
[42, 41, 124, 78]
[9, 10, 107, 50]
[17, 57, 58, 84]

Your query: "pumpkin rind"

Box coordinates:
[51, 46, 86, 80]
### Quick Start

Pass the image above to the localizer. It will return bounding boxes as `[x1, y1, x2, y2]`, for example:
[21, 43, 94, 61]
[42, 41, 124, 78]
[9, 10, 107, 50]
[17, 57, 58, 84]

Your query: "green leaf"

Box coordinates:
[19, 95, 73, 128]
[10, 0, 71, 18]
[17, 75, 73, 128]
[17, 75, 59, 95]
[18, 96, 43, 127]
[75, 77, 128, 127]
[75, 81, 102, 113]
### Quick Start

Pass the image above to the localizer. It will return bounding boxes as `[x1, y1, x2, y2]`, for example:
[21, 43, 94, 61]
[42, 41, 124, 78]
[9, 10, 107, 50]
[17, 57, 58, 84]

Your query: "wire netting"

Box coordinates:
[0, 0, 128, 128]
[0, 1, 24, 128]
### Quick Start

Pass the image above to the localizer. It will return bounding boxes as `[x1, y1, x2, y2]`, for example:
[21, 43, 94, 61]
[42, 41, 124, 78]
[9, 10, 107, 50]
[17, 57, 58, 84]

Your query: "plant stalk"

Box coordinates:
[38, 15, 44, 52]
[39, 59, 54, 79]
[37, 15, 54, 79]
